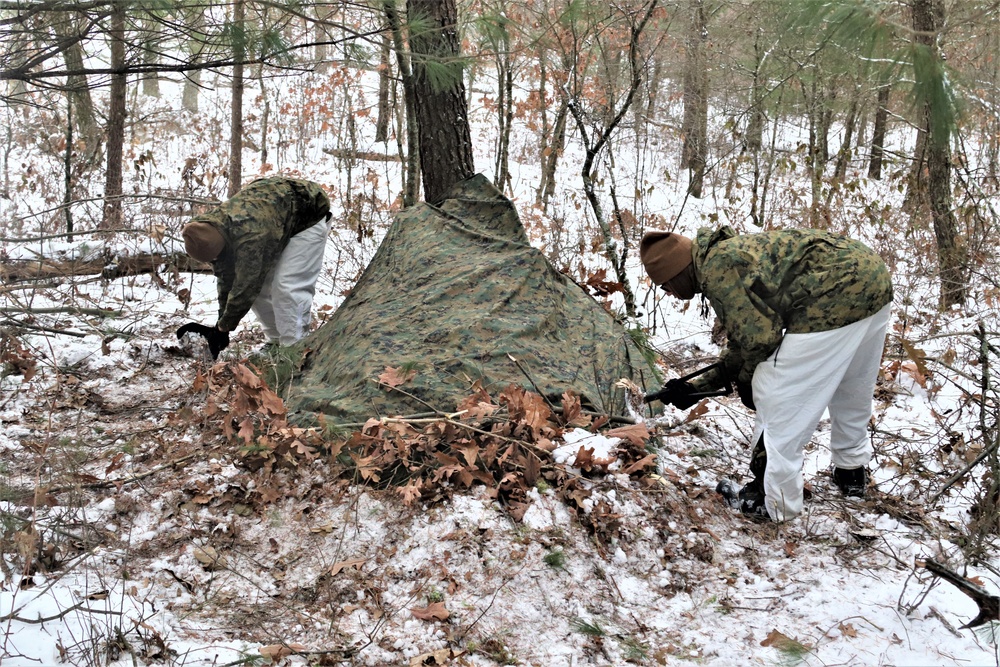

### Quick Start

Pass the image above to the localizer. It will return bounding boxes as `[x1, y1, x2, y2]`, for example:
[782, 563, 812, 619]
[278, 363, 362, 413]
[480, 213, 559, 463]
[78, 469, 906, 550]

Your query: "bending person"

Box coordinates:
[639, 226, 893, 522]
[177, 177, 332, 356]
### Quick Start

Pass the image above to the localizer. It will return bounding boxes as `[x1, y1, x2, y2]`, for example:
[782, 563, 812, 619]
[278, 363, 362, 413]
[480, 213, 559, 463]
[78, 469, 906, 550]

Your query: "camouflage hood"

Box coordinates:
[690, 225, 893, 387]
[283, 174, 657, 426]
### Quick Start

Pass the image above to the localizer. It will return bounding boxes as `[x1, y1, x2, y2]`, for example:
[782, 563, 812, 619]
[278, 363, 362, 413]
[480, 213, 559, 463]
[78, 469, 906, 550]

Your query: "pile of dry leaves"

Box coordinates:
[192, 361, 658, 543]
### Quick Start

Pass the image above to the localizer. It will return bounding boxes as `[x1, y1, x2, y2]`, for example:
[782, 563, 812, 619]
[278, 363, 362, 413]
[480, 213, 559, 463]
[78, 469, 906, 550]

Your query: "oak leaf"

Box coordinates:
[760, 629, 811, 652]
[622, 453, 657, 474]
[838, 622, 857, 638]
[398, 480, 423, 505]
[683, 400, 710, 423]
[606, 423, 650, 447]
[410, 601, 449, 621]
[232, 363, 263, 390]
[455, 443, 479, 467]
[259, 642, 307, 660]
[378, 365, 416, 388]
[330, 558, 367, 576]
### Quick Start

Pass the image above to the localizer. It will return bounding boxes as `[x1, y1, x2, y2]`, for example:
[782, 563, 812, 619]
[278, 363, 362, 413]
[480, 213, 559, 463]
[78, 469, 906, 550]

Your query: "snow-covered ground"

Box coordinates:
[2, 55, 1000, 667]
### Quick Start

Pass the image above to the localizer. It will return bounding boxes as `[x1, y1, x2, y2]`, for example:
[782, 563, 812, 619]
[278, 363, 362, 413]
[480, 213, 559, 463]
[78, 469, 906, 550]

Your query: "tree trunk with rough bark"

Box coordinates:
[141, 17, 160, 97]
[229, 0, 246, 198]
[868, 84, 890, 179]
[101, 2, 126, 229]
[376, 32, 392, 143]
[680, 0, 708, 198]
[54, 16, 99, 156]
[911, 0, 966, 307]
[406, 0, 475, 204]
[182, 4, 206, 113]
[744, 28, 765, 155]
[383, 0, 420, 206]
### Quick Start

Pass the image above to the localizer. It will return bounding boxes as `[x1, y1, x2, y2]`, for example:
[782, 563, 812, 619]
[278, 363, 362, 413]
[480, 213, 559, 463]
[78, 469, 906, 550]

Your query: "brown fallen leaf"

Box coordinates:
[259, 642, 307, 660]
[330, 557, 367, 576]
[378, 365, 416, 388]
[309, 522, 335, 534]
[606, 423, 650, 447]
[838, 621, 858, 638]
[760, 628, 811, 652]
[410, 601, 449, 621]
[192, 545, 227, 570]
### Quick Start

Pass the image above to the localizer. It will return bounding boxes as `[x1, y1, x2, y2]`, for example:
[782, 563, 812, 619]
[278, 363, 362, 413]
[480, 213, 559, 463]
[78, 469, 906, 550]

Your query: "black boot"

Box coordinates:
[738, 478, 770, 521]
[716, 478, 740, 508]
[833, 466, 869, 498]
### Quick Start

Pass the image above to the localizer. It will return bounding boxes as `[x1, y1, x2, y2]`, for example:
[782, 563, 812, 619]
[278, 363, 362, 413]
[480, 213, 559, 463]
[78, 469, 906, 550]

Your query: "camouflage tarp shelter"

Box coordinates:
[284, 174, 658, 426]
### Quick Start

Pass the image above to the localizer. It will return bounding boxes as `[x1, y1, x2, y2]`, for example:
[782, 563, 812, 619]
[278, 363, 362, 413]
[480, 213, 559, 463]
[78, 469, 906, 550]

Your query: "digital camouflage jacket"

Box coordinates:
[191, 177, 330, 332]
[688, 226, 893, 391]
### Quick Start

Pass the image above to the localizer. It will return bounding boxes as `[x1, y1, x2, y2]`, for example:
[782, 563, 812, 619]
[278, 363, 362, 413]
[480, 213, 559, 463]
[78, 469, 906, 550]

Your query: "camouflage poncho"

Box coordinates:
[283, 174, 657, 425]
[689, 226, 893, 390]
[192, 177, 330, 332]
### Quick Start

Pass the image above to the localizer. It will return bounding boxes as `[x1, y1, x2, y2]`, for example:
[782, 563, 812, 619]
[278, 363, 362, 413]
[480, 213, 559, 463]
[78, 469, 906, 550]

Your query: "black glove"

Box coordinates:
[735, 380, 755, 410]
[646, 379, 699, 410]
[176, 322, 230, 359]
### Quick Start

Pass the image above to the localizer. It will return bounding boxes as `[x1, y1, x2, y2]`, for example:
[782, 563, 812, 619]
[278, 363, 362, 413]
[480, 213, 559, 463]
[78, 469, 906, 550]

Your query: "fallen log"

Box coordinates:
[0, 252, 211, 283]
[321, 147, 401, 162]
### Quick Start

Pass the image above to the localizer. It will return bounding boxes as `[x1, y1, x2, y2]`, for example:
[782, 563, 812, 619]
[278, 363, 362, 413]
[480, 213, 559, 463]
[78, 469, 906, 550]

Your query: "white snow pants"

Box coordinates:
[751, 303, 891, 522]
[251, 214, 331, 346]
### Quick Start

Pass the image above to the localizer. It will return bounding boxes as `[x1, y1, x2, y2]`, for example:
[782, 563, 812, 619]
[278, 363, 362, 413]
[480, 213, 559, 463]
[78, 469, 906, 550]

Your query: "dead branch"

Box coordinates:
[922, 559, 1000, 628]
[0, 319, 88, 337]
[0, 600, 122, 624]
[1, 306, 119, 317]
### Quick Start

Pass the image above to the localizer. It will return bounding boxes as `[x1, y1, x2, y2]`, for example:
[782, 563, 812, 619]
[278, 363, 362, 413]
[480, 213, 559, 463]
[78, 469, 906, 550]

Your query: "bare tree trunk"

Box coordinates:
[54, 16, 98, 156]
[64, 99, 73, 236]
[407, 0, 475, 204]
[833, 85, 860, 181]
[229, 0, 246, 198]
[258, 68, 269, 167]
[101, 1, 126, 229]
[680, 0, 708, 198]
[817, 82, 835, 164]
[141, 17, 160, 98]
[492, 19, 513, 194]
[383, 0, 420, 206]
[182, 4, 206, 113]
[912, 0, 966, 307]
[805, 71, 831, 227]
[644, 55, 663, 123]
[868, 84, 890, 179]
[744, 28, 765, 154]
[375, 32, 391, 143]
[314, 4, 331, 72]
[535, 52, 550, 207]
[540, 100, 567, 211]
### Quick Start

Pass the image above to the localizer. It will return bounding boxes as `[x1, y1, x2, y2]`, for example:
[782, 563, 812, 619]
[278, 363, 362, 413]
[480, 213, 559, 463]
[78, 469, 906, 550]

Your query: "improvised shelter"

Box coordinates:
[284, 174, 658, 426]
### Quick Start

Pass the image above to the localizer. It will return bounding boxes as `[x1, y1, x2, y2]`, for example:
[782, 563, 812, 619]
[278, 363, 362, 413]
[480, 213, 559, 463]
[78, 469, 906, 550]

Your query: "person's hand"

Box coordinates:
[644, 379, 699, 410]
[177, 322, 230, 359]
[735, 380, 755, 410]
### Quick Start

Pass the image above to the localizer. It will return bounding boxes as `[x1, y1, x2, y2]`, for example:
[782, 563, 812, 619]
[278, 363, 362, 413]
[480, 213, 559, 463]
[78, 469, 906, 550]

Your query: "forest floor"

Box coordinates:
[1, 249, 1000, 667]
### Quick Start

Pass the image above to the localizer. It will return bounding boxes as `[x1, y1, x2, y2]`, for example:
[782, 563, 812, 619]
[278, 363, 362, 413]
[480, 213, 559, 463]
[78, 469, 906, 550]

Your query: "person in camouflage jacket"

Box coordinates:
[640, 226, 893, 522]
[177, 177, 331, 356]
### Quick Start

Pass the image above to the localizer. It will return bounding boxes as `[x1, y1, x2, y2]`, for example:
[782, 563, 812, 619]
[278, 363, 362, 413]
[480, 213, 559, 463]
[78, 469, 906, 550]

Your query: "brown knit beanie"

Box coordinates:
[639, 231, 693, 285]
[182, 221, 226, 262]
